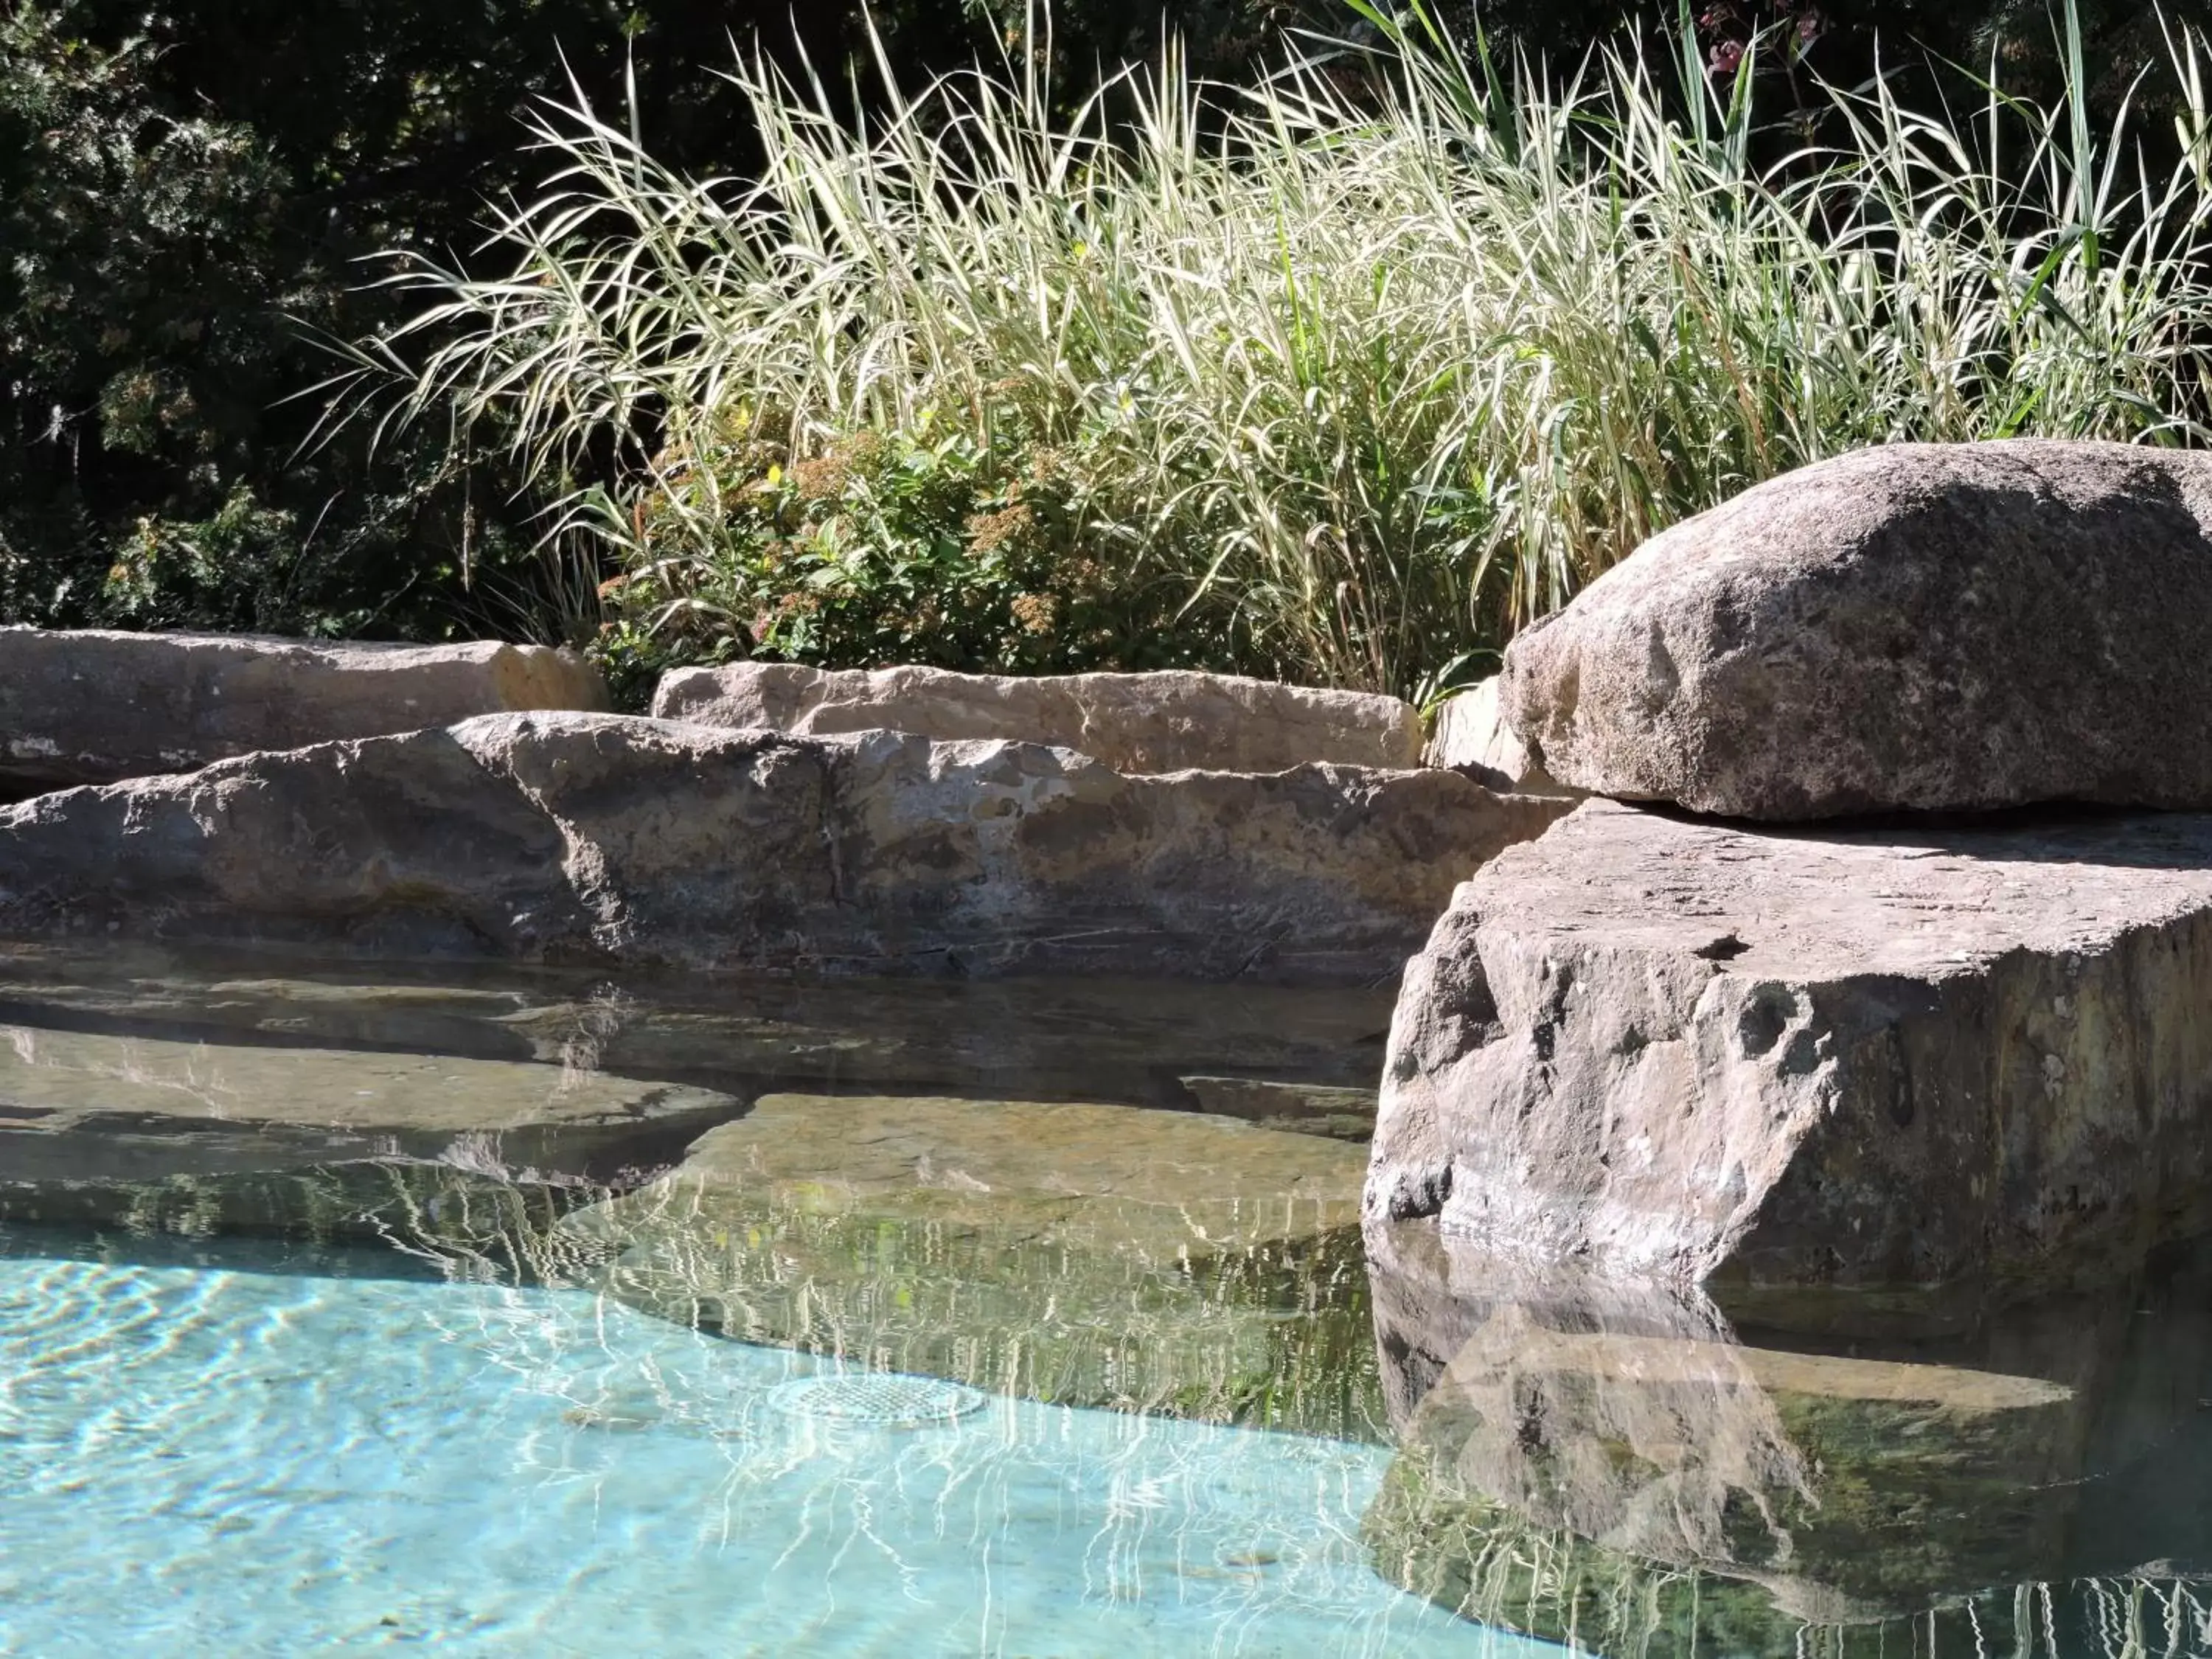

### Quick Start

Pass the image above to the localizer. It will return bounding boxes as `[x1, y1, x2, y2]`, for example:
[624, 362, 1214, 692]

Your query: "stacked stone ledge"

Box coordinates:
[1371, 439, 2212, 1291]
[0, 626, 608, 794]
[0, 703, 1571, 986]
[652, 660, 1425, 773]
[0, 634, 1582, 985]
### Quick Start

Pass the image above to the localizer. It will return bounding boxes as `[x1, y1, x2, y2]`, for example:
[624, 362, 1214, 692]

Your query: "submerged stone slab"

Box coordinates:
[1360, 1222, 2212, 1646]
[0, 712, 1570, 984]
[0, 627, 606, 793]
[653, 661, 1422, 773]
[0, 1023, 737, 1141]
[0, 941, 1397, 1108]
[561, 1093, 1382, 1435]
[1177, 1075, 1377, 1141]
[1503, 442, 2212, 818]
[1367, 798, 2212, 1287]
[0, 1016, 745, 1218]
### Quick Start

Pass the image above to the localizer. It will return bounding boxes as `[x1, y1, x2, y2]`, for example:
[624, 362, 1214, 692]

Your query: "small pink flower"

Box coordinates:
[1710, 38, 1746, 73]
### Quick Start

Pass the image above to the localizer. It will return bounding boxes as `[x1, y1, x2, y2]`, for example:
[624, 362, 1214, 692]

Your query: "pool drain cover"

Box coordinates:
[767, 1373, 988, 1427]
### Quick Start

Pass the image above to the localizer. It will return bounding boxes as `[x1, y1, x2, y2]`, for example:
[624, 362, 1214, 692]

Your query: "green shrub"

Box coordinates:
[604, 403, 1227, 676]
[354, 1, 2212, 699]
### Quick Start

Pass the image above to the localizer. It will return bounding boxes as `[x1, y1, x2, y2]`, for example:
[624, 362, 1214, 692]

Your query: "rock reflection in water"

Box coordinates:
[1363, 1221, 2212, 1656]
[0, 939, 1391, 1121]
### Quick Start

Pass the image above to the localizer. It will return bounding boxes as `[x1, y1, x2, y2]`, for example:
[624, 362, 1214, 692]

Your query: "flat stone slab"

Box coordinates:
[0, 712, 1569, 984]
[1503, 442, 2212, 818]
[1367, 797, 2212, 1286]
[0, 1015, 743, 1197]
[0, 627, 607, 793]
[0, 1023, 736, 1139]
[560, 1093, 1380, 1433]
[653, 661, 1422, 773]
[1177, 1075, 1376, 1140]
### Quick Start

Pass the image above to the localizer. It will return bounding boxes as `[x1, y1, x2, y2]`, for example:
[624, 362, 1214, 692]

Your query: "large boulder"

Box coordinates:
[1502, 442, 2212, 818]
[0, 712, 1571, 984]
[653, 661, 1422, 773]
[0, 627, 607, 794]
[1366, 797, 2212, 1287]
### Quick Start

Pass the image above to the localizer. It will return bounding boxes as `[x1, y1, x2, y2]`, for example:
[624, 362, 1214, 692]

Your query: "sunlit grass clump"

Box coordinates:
[349, 3, 2212, 700]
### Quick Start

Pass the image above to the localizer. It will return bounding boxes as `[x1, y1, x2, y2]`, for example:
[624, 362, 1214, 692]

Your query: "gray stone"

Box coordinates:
[1366, 797, 2212, 1287]
[653, 661, 1422, 773]
[0, 712, 1572, 984]
[1501, 441, 2212, 818]
[1421, 676, 1562, 795]
[0, 626, 607, 793]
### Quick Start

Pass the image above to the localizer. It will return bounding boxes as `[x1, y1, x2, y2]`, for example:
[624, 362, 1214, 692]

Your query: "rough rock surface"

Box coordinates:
[1366, 797, 2212, 1286]
[1502, 442, 2212, 818]
[653, 661, 1422, 773]
[0, 712, 1571, 984]
[0, 627, 607, 793]
[561, 1092, 1377, 1430]
[1421, 676, 1562, 794]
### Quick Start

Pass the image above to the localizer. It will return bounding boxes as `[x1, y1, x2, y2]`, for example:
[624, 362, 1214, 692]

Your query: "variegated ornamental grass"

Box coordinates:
[343, 1, 2212, 700]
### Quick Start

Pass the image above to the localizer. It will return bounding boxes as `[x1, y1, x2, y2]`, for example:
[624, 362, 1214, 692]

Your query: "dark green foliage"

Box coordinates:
[600, 409, 1231, 695]
[2, 0, 2205, 650]
[0, 0, 967, 641]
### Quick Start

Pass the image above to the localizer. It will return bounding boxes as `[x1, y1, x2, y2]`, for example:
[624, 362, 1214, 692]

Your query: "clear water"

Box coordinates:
[7, 945, 2212, 1658]
[0, 1230, 1544, 1658]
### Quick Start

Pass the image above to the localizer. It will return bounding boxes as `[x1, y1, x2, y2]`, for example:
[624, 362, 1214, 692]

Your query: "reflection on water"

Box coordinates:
[0, 1229, 1527, 1658]
[1363, 1222, 2212, 1657]
[3, 941, 2212, 1655]
[567, 1093, 1383, 1439]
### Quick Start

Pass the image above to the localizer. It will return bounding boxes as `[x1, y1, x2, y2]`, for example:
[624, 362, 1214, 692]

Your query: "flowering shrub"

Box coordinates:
[598, 406, 1227, 681]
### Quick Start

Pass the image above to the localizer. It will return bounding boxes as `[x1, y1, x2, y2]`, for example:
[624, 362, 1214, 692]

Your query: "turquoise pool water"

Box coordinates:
[0, 1231, 1545, 1658]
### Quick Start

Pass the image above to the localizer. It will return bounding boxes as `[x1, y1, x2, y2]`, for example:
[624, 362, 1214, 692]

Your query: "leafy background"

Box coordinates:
[0, 0, 2197, 658]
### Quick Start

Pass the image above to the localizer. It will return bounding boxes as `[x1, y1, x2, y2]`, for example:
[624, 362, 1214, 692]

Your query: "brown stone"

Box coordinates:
[653, 661, 1422, 773]
[1502, 442, 2212, 818]
[1366, 797, 2212, 1287]
[0, 712, 1572, 984]
[0, 626, 607, 792]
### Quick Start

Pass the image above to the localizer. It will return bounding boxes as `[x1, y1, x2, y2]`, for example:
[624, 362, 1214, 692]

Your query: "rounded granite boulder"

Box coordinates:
[1501, 440, 2212, 819]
